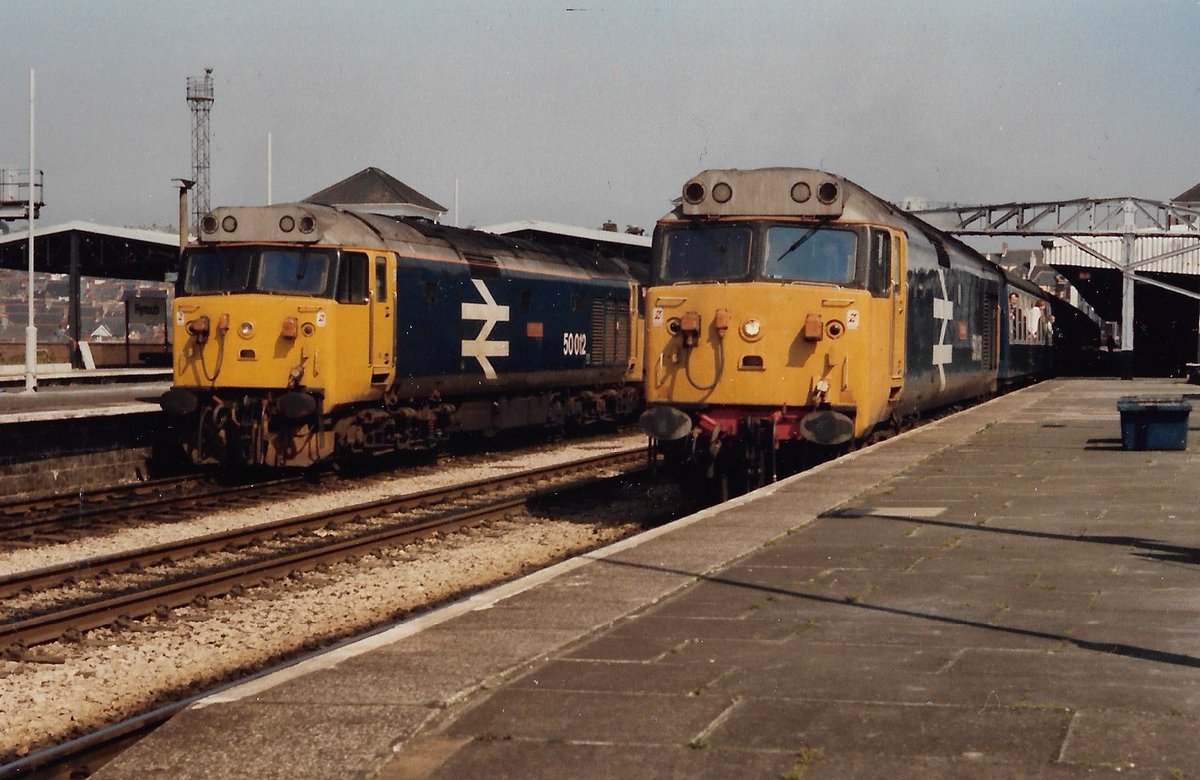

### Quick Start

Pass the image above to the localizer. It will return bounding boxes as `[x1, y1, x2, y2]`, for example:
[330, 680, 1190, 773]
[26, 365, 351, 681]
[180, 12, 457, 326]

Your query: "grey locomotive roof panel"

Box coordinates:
[197, 204, 630, 282]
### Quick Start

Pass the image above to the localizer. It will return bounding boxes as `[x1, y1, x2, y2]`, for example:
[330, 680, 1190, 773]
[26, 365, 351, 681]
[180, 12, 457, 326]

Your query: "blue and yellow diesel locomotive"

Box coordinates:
[159, 204, 644, 467]
[639, 167, 1067, 494]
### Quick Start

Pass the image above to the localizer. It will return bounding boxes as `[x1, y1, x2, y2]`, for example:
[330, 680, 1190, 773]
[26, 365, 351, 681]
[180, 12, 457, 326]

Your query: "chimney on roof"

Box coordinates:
[601, 220, 617, 232]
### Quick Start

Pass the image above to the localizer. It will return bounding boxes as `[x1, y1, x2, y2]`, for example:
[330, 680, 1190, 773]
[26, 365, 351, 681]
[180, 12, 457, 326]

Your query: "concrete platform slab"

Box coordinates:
[95, 379, 1200, 779]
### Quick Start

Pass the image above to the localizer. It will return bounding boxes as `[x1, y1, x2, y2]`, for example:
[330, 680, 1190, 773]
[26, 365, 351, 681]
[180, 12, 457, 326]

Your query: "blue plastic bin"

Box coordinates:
[1116, 397, 1192, 451]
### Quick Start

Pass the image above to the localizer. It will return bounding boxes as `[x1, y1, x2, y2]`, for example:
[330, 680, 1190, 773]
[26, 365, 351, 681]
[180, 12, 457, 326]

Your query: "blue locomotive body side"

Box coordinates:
[899, 229, 1003, 417]
[391, 256, 633, 394]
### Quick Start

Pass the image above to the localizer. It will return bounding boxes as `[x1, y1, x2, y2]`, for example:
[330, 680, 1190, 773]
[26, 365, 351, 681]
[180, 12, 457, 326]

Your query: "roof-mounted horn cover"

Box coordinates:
[680, 168, 845, 218]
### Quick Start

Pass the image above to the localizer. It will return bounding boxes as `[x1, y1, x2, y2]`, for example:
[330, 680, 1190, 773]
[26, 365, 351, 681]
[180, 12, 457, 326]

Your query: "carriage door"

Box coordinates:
[369, 254, 394, 384]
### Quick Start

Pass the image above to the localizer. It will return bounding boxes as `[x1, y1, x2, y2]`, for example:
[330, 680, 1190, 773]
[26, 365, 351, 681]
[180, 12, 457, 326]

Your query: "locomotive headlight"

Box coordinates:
[221, 215, 238, 233]
[238, 321, 255, 339]
[740, 318, 763, 342]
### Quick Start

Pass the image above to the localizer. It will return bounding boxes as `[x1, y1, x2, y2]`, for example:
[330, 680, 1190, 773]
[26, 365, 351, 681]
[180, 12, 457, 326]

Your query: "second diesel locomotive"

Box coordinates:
[639, 167, 1074, 494]
[159, 205, 645, 468]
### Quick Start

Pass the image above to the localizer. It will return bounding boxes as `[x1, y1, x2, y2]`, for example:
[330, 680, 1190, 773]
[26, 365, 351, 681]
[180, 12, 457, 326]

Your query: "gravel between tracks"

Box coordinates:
[0, 434, 655, 762]
[0, 434, 645, 577]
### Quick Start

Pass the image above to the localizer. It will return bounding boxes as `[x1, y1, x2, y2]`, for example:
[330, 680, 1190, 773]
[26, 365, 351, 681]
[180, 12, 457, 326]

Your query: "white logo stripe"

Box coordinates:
[461, 279, 510, 380]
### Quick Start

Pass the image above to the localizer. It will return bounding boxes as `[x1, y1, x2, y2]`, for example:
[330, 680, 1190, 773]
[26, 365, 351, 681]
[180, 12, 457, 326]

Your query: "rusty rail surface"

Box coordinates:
[0, 472, 306, 544]
[0, 447, 646, 654]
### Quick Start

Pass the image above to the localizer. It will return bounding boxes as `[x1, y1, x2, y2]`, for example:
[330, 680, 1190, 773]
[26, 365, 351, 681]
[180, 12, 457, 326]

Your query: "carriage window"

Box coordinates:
[374, 256, 388, 302]
[659, 225, 752, 283]
[764, 226, 857, 284]
[336, 252, 369, 303]
[868, 229, 891, 297]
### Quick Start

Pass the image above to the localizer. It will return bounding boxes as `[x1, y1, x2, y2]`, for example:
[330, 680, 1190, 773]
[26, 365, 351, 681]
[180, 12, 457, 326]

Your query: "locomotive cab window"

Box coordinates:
[257, 250, 331, 295]
[763, 225, 857, 285]
[658, 224, 752, 283]
[868, 229, 891, 297]
[374, 256, 388, 302]
[181, 246, 339, 296]
[336, 251, 369, 304]
[182, 248, 254, 294]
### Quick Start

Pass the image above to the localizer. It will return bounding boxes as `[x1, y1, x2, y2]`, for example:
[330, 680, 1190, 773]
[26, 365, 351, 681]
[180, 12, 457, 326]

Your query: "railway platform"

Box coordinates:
[96, 378, 1200, 779]
[0, 371, 170, 497]
[0, 374, 166, 423]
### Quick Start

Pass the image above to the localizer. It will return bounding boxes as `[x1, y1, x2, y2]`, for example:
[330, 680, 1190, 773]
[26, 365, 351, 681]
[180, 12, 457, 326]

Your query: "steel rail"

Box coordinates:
[0, 474, 304, 541]
[0, 496, 527, 650]
[0, 448, 642, 598]
[0, 447, 645, 651]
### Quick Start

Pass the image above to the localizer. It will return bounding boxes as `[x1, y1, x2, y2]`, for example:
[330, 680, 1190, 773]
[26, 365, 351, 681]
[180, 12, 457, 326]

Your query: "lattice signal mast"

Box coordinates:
[186, 68, 214, 233]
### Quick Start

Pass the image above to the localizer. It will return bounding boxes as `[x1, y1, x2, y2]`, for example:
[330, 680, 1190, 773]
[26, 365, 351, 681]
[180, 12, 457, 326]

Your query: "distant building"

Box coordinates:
[303, 167, 446, 221]
[1174, 181, 1200, 207]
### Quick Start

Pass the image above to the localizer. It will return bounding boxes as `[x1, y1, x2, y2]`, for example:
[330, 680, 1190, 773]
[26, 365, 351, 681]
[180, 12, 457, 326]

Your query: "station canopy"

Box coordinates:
[0, 222, 179, 282]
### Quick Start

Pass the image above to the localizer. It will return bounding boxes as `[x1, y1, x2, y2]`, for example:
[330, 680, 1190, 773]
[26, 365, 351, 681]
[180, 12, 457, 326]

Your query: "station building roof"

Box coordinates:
[1175, 181, 1200, 205]
[0, 221, 178, 281]
[304, 167, 447, 220]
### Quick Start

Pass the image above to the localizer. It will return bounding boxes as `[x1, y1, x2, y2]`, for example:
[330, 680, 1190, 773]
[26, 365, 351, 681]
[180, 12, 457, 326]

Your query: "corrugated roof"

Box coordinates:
[303, 167, 446, 213]
[1046, 233, 1200, 275]
[0, 221, 179, 280]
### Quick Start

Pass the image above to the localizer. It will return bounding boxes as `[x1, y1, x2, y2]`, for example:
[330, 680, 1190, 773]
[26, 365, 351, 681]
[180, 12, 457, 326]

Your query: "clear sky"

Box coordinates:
[1, 1, 1197, 234]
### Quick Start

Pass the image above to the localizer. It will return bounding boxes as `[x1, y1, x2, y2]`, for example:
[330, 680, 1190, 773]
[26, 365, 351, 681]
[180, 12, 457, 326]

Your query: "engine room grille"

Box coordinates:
[982, 292, 998, 370]
[590, 298, 630, 366]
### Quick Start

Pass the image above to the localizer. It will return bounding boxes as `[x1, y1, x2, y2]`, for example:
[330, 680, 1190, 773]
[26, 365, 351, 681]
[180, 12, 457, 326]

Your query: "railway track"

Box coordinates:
[0, 448, 647, 658]
[0, 472, 309, 547]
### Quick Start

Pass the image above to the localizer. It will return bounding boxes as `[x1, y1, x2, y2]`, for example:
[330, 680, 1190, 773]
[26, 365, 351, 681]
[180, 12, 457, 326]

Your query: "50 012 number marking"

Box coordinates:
[563, 333, 587, 356]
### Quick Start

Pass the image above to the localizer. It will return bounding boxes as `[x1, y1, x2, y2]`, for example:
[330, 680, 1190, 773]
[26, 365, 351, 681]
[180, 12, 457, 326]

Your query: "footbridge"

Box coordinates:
[911, 197, 1200, 377]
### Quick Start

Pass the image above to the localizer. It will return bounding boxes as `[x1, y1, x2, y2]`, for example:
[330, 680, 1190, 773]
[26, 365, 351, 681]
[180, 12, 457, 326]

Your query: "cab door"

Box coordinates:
[887, 232, 906, 386]
[369, 254, 395, 384]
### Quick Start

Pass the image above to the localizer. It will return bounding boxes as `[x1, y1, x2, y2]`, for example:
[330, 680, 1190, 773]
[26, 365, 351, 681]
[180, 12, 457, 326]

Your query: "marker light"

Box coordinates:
[712, 182, 732, 203]
[279, 215, 296, 232]
[683, 181, 705, 204]
[221, 215, 238, 232]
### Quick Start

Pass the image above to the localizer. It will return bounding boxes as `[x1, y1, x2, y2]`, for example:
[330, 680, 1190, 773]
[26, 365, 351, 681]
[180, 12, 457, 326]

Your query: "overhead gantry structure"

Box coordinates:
[910, 197, 1200, 378]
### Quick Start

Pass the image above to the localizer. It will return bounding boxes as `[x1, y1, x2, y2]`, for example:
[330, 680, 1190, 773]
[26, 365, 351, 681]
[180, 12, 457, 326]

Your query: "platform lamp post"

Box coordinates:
[24, 68, 37, 394]
[172, 178, 194, 254]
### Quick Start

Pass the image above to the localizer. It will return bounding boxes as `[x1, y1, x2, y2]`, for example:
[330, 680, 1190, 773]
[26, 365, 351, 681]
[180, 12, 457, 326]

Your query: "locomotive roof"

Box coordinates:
[665, 167, 1001, 273]
[197, 204, 636, 283]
